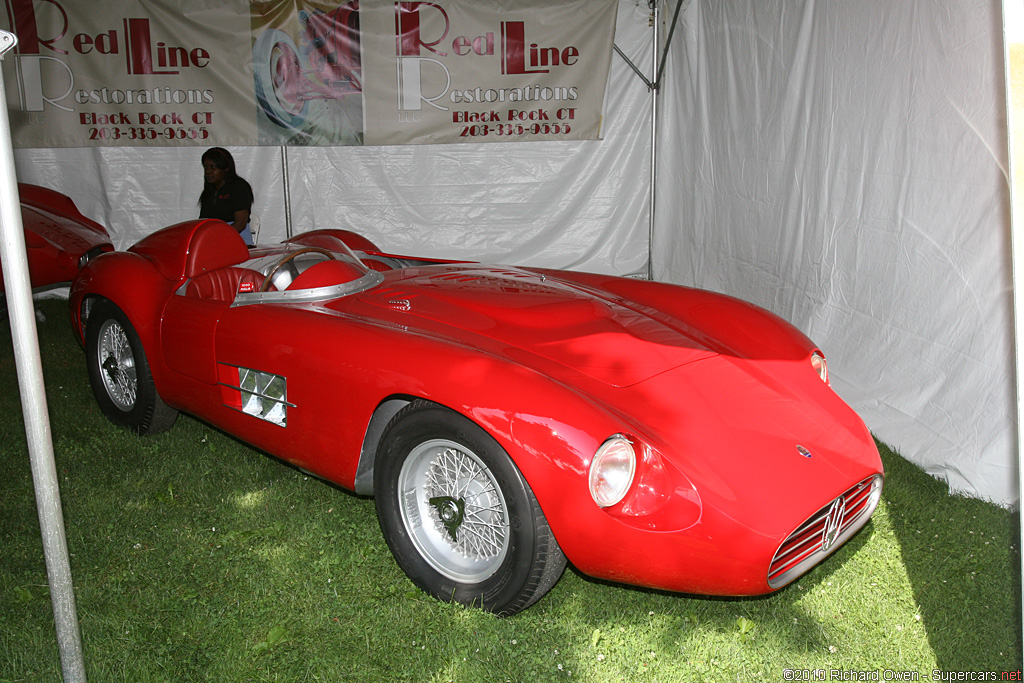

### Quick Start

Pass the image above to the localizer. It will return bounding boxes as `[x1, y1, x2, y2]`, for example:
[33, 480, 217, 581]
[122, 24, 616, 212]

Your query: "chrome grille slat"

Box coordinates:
[772, 526, 824, 564]
[767, 474, 882, 588]
[774, 534, 818, 560]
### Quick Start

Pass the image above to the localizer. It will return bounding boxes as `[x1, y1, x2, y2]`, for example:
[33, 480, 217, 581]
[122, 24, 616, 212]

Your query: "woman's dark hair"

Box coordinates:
[198, 147, 243, 206]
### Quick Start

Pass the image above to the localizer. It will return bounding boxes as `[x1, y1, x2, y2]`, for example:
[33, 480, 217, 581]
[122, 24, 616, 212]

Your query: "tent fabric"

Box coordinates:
[655, 0, 1016, 505]
[13, 2, 653, 275]
[12, 0, 1018, 507]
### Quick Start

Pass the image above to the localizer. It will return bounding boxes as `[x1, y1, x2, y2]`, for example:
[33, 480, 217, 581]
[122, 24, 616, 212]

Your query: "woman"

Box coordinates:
[198, 147, 255, 245]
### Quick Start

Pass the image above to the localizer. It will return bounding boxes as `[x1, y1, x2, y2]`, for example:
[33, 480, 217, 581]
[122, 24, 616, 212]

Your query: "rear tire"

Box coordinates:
[85, 299, 177, 435]
[374, 400, 566, 615]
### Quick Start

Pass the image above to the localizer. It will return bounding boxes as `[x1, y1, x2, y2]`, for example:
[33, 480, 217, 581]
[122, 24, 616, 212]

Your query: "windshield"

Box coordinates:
[231, 243, 383, 305]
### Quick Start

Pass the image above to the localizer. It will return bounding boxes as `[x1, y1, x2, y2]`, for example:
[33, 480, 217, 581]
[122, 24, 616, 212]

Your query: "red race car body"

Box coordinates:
[69, 219, 883, 615]
[0, 184, 113, 292]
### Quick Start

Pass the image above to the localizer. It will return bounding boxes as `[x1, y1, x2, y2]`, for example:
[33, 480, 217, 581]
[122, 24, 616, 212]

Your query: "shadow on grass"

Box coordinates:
[556, 518, 874, 628]
[877, 443, 1022, 672]
[4, 300, 1022, 681]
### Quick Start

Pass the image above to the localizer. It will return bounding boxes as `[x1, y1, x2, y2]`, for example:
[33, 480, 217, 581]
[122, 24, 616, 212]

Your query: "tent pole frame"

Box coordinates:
[282, 145, 293, 239]
[648, 2, 659, 280]
[614, 0, 686, 280]
[0, 30, 87, 682]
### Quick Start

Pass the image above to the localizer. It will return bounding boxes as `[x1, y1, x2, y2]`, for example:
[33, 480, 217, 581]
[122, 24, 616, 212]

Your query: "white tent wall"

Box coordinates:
[14, 0, 1015, 505]
[12, 1, 653, 275]
[655, 0, 1017, 505]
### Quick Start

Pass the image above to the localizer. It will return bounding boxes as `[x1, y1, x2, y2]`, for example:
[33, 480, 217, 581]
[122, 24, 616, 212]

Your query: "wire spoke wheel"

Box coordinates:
[84, 299, 178, 435]
[375, 400, 566, 615]
[96, 318, 137, 411]
[399, 439, 510, 582]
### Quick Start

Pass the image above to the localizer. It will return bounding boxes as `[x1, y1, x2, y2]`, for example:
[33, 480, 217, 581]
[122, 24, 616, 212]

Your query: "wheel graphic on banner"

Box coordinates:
[253, 29, 309, 129]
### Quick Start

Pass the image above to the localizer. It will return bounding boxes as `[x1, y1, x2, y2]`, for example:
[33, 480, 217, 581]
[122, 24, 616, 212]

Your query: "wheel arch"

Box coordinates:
[350, 393, 551, 497]
[353, 395, 412, 495]
[351, 378, 620, 513]
[70, 251, 174, 348]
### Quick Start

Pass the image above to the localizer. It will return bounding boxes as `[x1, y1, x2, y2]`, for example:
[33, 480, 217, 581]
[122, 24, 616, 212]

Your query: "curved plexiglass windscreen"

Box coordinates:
[232, 243, 383, 305]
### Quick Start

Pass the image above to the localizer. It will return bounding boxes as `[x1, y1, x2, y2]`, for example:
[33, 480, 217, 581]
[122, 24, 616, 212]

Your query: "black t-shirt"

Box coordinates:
[199, 177, 253, 223]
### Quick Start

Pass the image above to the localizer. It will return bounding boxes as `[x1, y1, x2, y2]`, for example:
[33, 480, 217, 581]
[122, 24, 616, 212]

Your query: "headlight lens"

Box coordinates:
[589, 436, 636, 508]
[78, 245, 112, 270]
[811, 351, 828, 384]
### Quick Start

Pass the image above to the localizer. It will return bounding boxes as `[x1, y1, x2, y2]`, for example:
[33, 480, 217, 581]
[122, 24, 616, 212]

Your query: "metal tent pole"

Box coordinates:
[615, 0, 685, 280]
[0, 30, 87, 682]
[282, 145, 293, 238]
[647, 1, 659, 280]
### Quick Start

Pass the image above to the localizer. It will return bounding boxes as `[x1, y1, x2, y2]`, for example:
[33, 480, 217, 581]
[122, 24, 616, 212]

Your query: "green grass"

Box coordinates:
[0, 298, 1021, 682]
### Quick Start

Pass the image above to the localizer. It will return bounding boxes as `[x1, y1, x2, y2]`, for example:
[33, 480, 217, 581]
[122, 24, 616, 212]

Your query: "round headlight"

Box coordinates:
[811, 351, 828, 384]
[589, 436, 636, 508]
[78, 245, 112, 270]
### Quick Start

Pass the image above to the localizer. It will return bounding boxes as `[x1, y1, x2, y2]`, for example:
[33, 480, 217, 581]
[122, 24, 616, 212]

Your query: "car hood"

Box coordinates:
[352, 265, 718, 387]
[348, 264, 878, 534]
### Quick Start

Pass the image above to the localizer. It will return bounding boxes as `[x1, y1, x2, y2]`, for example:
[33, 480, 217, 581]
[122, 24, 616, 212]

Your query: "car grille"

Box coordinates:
[767, 474, 883, 589]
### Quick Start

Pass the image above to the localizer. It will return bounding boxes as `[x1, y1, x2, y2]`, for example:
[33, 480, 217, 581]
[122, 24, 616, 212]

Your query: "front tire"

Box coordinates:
[85, 299, 177, 435]
[374, 401, 566, 615]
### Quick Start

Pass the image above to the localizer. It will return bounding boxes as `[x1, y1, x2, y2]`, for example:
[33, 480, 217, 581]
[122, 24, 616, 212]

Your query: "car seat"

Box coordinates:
[185, 267, 266, 302]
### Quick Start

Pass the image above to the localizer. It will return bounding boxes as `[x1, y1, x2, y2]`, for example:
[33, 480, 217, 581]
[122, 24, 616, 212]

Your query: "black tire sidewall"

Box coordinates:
[375, 404, 542, 614]
[84, 300, 162, 433]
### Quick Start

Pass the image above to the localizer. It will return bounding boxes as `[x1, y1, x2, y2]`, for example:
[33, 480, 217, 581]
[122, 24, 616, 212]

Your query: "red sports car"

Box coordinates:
[0, 184, 113, 293]
[69, 219, 883, 615]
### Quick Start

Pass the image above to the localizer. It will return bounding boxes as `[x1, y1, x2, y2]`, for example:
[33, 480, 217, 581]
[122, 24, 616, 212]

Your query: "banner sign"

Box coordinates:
[0, 0, 617, 148]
